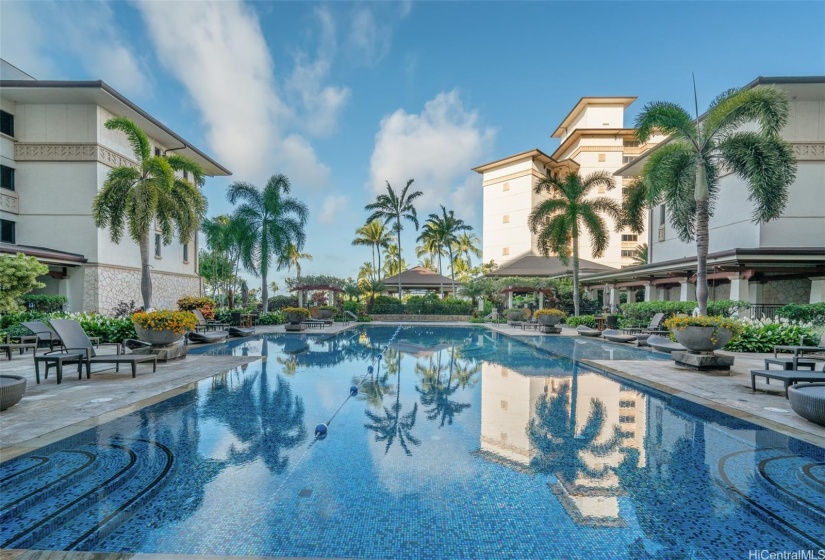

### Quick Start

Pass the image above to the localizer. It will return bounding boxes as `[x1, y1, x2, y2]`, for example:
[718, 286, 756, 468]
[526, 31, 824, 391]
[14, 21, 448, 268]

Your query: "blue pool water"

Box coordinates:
[1, 326, 823, 559]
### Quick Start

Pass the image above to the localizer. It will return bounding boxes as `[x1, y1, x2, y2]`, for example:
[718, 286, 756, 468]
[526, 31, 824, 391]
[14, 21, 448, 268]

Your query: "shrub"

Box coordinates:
[775, 303, 825, 325]
[256, 311, 285, 325]
[620, 300, 749, 326]
[0, 253, 48, 313]
[534, 308, 567, 319]
[132, 310, 198, 335]
[371, 295, 404, 314]
[0, 310, 49, 330]
[267, 295, 299, 311]
[112, 300, 139, 318]
[60, 313, 138, 343]
[724, 317, 819, 352]
[177, 296, 216, 319]
[21, 294, 68, 313]
[566, 315, 597, 328]
[468, 317, 486, 323]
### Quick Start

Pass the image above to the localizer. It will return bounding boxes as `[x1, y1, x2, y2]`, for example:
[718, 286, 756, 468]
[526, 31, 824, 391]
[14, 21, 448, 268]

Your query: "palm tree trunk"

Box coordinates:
[261, 265, 269, 313]
[695, 165, 710, 315]
[139, 231, 152, 309]
[572, 234, 580, 316]
[371, 244, 377, 282]
[437, 252, 443, 298]
[448, 247, 456, 296]
[396, 223, 403, 300]
[377, 246, 383, 282]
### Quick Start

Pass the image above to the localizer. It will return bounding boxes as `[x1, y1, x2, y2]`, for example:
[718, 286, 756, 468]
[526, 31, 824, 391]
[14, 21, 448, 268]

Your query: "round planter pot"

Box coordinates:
[788, 383, 825, 427]
[507, 311, 525, 322]
[284, 312, 308, 324]
[537, 314, 562, 326]
[318, 309, 334, 320]
[0, 375, 26, 410]
[672, 326, 733, 353]
[134, 324, 184, 346]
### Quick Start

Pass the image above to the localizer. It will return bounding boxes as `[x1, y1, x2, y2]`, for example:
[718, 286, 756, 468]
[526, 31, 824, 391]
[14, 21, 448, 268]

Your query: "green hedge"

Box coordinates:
[371, 295, 472, 315]
[725, 318, 819, 352]
[21, 295, 68, 313]
[619, 300, 750, 326]
[775, 303, 825, 325]
[256, 311, 285, 325]
[566, 315, 597, 328]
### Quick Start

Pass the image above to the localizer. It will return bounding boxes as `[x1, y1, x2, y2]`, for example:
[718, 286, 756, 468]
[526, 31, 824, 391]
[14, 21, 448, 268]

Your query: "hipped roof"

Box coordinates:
[382, 266, 460, 288]
[486, 255, 615, 278]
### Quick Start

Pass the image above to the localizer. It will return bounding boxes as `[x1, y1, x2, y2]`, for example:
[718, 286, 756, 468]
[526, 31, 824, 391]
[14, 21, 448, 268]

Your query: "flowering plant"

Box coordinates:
[534, 308, 567, 319]
[724, 317, 818, 352]
[664, 315, 744, 346]
[132, 310, 198, 335]
[282, 307, 310, 320]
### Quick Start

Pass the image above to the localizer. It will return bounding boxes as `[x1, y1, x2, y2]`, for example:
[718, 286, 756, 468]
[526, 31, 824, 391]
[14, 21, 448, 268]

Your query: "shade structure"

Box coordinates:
[382, 266, 462, 295]
[485, 255, 615, 278]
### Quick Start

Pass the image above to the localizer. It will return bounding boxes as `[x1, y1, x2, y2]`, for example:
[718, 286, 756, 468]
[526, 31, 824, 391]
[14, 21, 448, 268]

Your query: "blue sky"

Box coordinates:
[1, 1, 823, 290]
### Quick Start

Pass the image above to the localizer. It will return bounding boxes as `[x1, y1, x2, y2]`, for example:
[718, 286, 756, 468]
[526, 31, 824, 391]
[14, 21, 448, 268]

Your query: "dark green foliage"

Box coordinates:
[256, 312, 286, 325]
[0, 310, 49, 330]
[775, 303, 825, 325]
[725, 319, 819, 352]
[371, 295, 472, 315]
[20, 295, 68, 313]
[565, 315, 597, 328]
[267, 295, 299, 311]
[371, 295, 405, 314]
[70, 315, 137, 343]
[619, 300, 749, 326]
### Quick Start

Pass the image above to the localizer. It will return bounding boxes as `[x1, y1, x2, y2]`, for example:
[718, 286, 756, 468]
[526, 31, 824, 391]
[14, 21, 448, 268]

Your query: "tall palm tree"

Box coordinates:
[365, 179, 423, 300]
[92, 117, 207, 309]
[626, 85, 796, 315]
[419, 206, 472, 296]
[277, 243, 312, 279]
[528, 171, 622, 316]
[227, 174, 308, 313]
[454, 231, 482, 270]
[352, 220, 392, 281]
[382, 244, 406, 277]
[201, 214, 255, 308]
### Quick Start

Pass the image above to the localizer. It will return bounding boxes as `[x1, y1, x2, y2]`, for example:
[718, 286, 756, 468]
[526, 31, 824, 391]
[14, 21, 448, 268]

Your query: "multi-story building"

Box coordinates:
[473, 97, 664, 271]
[0, 59, 231, 313]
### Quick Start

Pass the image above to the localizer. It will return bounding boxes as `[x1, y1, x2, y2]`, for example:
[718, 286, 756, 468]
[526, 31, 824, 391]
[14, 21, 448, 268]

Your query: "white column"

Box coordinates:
[508, 289, 513, 309]
[538, 292, 544, 309]
[298, 290, 303, 307]
[627, 289, 636, 305]
[729, 274, 749, 302]
[679, 281, 696, 302]
[609, 287, 619, 313]
[478, 298, 484, 312]
[644, 283, 653, 302]
[810, 277, 825, 304]
[657, 286, 668, 301]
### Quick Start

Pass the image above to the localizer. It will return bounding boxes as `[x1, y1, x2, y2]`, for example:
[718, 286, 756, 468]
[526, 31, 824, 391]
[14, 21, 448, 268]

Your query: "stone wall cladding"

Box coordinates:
[82, 265, 201, 314]
[763, 278, 811, 305]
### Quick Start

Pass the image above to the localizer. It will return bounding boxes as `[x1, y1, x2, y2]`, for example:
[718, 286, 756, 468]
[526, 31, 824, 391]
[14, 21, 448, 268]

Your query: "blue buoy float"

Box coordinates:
[314, 423, 328, 438]
[350, 385, 359, 397]
[367, 365, 374, 374]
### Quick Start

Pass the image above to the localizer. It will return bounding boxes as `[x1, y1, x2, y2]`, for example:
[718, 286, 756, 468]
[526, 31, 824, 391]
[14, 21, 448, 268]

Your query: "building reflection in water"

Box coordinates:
[480, 361, 646, 527]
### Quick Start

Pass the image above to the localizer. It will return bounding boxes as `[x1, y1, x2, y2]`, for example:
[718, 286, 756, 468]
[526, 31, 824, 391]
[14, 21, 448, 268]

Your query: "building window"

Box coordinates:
[502, 182, 510, 192]
[598, 153, 606, 163]
[502, 214, 510, 224]
[183, 243, 189, 262]
[0, 165, 14, 191]
[155, 233, 162, 258]
[500, 400, 508, 410]
[621, 250, 635, 258]
[623, 155, 634, 164]
[154, 147, 161, 157]
[619, 400, 636, 408]
[623, 139, 640, 147]
[659, 204, 666, 226]
[0, 219, 15, 243]
[621, 234, 638, 242]
[619, 415, 636, 424]
[501, 247, 509, 256]
[0, 110, 14, 137]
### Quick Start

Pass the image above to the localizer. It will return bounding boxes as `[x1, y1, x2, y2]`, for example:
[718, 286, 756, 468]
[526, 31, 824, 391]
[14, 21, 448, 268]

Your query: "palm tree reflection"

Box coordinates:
[354, 358, 395, 408]
[364, 349, 420, 455]
[415, 348, 473, 427]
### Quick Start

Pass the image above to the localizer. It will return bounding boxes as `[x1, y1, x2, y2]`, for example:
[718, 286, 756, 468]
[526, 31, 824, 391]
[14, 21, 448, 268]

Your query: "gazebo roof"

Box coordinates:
[382, 266, 460, 290]
[486, 255, 615, 278]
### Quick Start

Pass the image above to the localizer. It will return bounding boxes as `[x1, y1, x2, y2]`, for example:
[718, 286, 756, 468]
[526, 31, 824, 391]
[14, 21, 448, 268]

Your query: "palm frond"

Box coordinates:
[579, 170, 616, 195]
[578, 206, 610, 257]
[105, 117, 151, 161]
[642, 143, 699, 242]
[621, 177, 651, 234]
[165, 154, 205, 187]
[635, 101, 697, 145]
[227, 181, 263, 207]
[528, 198, 567, 232]
[703, 86, 790, 141]
[588, 196, 623, 233]
[716, 132, 796, 222]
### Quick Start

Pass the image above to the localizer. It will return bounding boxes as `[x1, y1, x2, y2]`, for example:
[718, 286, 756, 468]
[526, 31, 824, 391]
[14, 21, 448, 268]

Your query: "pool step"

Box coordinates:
[756, 453, 825, 526]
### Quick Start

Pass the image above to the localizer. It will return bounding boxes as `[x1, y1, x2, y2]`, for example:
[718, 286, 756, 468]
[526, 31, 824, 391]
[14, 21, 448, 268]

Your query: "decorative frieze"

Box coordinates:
[792, 143, 825, 161]
[0, 192, 18, 213]
[13, 143, 137, 169]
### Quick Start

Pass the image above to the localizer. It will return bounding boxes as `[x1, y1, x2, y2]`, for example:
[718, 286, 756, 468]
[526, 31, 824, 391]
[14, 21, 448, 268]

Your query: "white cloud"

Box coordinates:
[368, 90, 495, 215]
[136, 0, 331, 187]
[0, 1, 150, 96]
[318, 195, 349, 225]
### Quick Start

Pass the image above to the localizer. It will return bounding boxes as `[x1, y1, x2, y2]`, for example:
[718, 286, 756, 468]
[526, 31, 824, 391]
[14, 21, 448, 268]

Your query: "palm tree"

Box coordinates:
[227, 174, 308, 313]
[459, 278, 485, 308]
[454, 231, 482, 270]
[626, 85, 796, 315]
[201, 214, 255, 308]
[382, 244, 406, 277]
[277, 243, 312, 279]
[365, 180, 423, 300]
[352, 220, 392, 281]
[92, 117, 207, 309]
[631, 243, 648, 266]
[419, 206, 472, 296]
[528, 171, 622, 316]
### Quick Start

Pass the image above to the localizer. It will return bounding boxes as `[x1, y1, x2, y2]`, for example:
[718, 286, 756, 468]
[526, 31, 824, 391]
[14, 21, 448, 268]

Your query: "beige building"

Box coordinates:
[474, 97, 664, 270]
[0, 59, 231, 313]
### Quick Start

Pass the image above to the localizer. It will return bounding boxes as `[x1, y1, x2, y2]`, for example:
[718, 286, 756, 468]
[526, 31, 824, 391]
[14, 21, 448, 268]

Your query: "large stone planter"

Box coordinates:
[673, 326, 734, 353]
[0, 375, 26, 410]
[318, 309, 334, 320]
[537, 314, 562, 326]
[134, 324, 184, 346]
[284, 311, 308, 331]
[507, 311, 525, 322]
[788, 383, 825, 427]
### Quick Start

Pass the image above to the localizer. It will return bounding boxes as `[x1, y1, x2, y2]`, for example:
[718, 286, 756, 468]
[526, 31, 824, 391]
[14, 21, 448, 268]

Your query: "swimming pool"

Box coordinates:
[1, 326, 823, 558]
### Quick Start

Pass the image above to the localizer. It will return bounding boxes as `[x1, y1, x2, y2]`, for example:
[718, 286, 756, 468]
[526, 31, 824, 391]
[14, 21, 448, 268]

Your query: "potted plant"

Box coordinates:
[132, 310, 198, 346]
[664, 315, 743, 353]
[506, 308, 526, 322]
[283, 307, 310, 331]
[534, 308, 567, 326]
[318, 305, 336, 320]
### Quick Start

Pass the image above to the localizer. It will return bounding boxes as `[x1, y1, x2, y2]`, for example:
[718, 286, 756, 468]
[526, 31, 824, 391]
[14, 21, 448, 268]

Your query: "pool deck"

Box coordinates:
[2, 320, 824, 462]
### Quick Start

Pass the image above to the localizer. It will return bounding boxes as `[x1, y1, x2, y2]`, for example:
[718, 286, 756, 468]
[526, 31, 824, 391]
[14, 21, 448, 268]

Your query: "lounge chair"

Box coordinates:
[774, 333, 825, 361]
[192, 309, 229, 332]
[603, 329, 637, 344]
[187, 330, 229, 344]
[576, 325, 602, 337]
[0, 335, 38, 360]
[622, 313, 668, 336]
[228, 326, 255, 337]
[647, 335, 686, 354]
[750, 363, 825, 398]
[21, 321, 63, 351]
[42, 319, 157, 381]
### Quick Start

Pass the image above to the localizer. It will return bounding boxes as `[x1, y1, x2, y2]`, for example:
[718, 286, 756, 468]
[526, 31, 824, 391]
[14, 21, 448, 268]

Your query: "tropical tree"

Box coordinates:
[528, 171, 622, 316]
[382, 244, 406, 277]
[277, 243, 312, 279]
[0, 253, 48, 313]
[458, 278, 485, 308]
[92, 117, 207, 309]
[419, 206, 472, 296]
[453, 231, 482, 270]
[352, 220, 392, 281]
[227, 174, 308, 313]
[364, 348, 420, 456]
[201, 214, 254, 308]
[625, 85, 796, 315]
[365, 179, 423, 299]
[631, 243, 648, 266]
